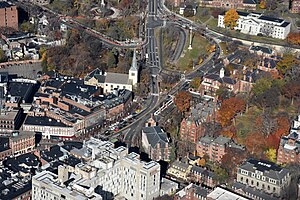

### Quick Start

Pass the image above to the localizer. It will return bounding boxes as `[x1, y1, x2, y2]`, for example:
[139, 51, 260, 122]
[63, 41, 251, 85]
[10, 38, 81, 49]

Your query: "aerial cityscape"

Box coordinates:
[0, 0, 299, 199]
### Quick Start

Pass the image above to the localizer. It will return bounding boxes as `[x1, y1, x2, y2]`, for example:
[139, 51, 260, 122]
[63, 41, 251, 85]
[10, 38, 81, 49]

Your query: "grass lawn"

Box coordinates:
[176, 33, 210, 72]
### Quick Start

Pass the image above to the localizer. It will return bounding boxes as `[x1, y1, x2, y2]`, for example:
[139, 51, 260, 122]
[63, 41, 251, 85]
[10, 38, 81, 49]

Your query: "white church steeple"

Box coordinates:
[129, 49, 138, 85]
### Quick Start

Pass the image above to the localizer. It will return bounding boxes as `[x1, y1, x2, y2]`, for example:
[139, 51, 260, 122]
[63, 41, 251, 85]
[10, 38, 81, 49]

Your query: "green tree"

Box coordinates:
[276, 54, 300, 76]
[20, 21, 35, 33]
[251, 78, 272, 96]
[190, 77, 201, 89]
[107, 51, 117, 68]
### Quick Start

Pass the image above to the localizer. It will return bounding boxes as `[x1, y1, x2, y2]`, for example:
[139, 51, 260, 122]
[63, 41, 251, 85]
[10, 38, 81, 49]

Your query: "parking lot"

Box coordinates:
[0, 61, 42, 79]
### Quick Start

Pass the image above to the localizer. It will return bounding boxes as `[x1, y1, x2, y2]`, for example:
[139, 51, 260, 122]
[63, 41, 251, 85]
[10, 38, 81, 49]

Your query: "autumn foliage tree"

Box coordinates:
[218, 97, 246, 127]
[276, 54, 300, 76]
[174, 91, 192, 113]
[221, 147, 248, 177]
[259, 0, 267, 9]
[224, 9, 240, 30]
[287, 32, 300, 46]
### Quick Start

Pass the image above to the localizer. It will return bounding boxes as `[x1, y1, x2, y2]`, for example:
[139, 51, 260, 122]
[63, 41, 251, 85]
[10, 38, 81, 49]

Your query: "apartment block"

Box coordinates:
[218, 11, 291, 39]
[0, 2, 18, 30]
[277, 115, 300, 164]
[196, 135, 244, 162]
[237, 159, 291, 197]
[33, 138, 161, 200]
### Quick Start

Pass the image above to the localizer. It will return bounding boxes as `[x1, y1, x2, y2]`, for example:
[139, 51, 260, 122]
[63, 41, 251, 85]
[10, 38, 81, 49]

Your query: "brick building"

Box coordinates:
[0, 2, 18, 30]
[199, 0, 257, 10]
[190, 165, 218, 188]
[180, 99, 217, 143]
[9, 131, 35, 155]
[290, 0, 300, 13]
[277, 115, 300, 164]
[196, 135, 244, 162]
[0, 108, 22, 133]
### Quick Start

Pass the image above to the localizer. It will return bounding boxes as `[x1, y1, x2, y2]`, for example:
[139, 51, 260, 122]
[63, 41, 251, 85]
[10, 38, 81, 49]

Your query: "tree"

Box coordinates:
[224, 9, 240, 30]
[261, 24, 274, 37]
[255, 112, 278, 136]
[252, 87, 280, 111]
[245, 132, 265, 156]
[107, 51, 117, 68]
[276, 54, 300, 76]
[183, 5, 194, 17]
[216, 85, 232, 101]
[174, 91, 192, 113]
[282, 80, 300, 105]
[221, 147, 248, 177]
[218, 97, 246, 127]
[259, 0, 267, 9]
[190, 77, 201, 90]
[251, 78, 272, 96]
[287, 32, 300, 46]
[0, 49, 7, 63]
[265, 148, 276, 162]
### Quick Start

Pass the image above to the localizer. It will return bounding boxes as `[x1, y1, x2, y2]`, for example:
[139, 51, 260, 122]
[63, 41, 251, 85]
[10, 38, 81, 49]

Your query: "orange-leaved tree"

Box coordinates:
[224, 8, 240, 30]
[174, 91, 192, 113]
[218, 97, 246, 127]
[287, 32, 300, 46]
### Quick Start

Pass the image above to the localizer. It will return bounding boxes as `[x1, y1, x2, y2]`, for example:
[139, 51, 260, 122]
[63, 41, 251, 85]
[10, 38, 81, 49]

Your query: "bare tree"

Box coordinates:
[260, 24, 274, 37]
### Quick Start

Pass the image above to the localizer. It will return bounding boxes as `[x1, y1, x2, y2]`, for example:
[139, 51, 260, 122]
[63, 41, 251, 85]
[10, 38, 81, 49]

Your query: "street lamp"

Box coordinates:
[188, 27, 193, 50]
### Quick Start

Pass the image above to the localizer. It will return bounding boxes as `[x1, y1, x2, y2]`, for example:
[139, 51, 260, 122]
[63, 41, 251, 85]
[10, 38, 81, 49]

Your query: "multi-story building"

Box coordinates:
[196, 135, 244, 162]
[200, 68, 238, 98]
[218, 11, 291, 39]
[22, 116, 75, 140]
[9, 131, 35, 155]
[0, 2, 18, 30]
[167, 161, 191, 181]
[180, 99, 217, 143]
[0, 108, 22, 132]
[277, 115, 300, 164]
[33, 138, 161, 200]
[190, 165, 217, 188]
[32, 170, 103, 200]
[290, 0, 300, 13]
[174, 183, 211, 200]
[207, 186, 249, 200]
[180, 116, 203, 144]
[142, 126, 171, 161]
[199, 0, 257, 10]
[237, 158, 291, 197]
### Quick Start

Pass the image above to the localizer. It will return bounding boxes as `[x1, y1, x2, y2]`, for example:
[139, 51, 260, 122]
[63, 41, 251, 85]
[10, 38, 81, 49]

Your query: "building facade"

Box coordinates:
[0, 2, 18, 30]
[199, 0, 257, 10]
[142, 126, 171, 161]
[9, 131, 35, 155]
[180, 117, 203, 143]
[218, 11, 291, 39]
[33, 138, 161, 200]
[290, 0, 300, 13]
[277, 115, 300, 164]
[237, 159, 291, 197]
[196, 135, 244, 162]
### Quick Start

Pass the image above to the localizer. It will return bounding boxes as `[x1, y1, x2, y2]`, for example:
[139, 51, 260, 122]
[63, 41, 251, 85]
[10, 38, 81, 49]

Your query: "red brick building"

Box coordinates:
[0, 2, 18, 30]
[277, 115, 300, 164]
[196, 135, 244, 162]
[180, 117, 203, 143]
[290, 0, 300, 13]
[199, 0, 257, 10]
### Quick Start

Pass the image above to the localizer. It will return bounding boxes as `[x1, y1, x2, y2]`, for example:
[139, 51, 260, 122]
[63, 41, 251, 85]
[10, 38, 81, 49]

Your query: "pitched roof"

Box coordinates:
[204, 74, 236, 85]
[142, 126, 169, 148]
[105, 72, 130, 85]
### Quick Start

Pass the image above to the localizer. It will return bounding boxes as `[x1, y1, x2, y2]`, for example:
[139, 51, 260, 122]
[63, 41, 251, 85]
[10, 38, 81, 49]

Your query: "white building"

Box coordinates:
[84, 50, 139, 94]
[218, 11, 291, 39]
[33, 138, 161, 200]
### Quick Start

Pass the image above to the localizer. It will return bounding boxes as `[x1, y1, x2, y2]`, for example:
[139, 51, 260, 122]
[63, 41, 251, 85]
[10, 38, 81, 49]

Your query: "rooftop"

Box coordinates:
[105, 72, 129, 85]
[24, 116, 72, 127]
[142, 126, 169, 148]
